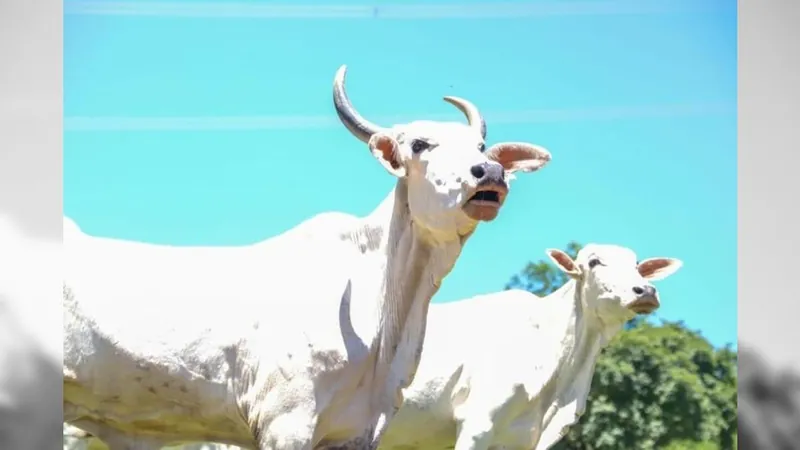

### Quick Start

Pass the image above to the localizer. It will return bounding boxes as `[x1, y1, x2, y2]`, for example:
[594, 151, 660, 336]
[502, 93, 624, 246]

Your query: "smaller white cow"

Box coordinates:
[377, 244, 683, 450]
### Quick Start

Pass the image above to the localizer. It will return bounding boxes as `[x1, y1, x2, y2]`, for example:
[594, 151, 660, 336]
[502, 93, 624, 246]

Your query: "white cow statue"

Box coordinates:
[377, 244, 683, 450]
[62, 65, 552, 450]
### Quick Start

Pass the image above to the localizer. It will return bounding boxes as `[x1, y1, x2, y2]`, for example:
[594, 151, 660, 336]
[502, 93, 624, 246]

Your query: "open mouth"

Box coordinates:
[462, 186, 507, 221]
[627, 298, 660, 314]
[468, 190, 501, 204]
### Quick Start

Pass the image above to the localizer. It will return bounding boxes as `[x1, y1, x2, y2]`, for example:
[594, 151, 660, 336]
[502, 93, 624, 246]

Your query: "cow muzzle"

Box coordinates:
[626, 295, 660, 314]
[462, 183, 508, 221]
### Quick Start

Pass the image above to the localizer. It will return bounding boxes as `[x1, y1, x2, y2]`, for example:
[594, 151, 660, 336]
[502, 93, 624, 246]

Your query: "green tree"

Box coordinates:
[505, 241, 581, 296]
[508, 242, 738, 450]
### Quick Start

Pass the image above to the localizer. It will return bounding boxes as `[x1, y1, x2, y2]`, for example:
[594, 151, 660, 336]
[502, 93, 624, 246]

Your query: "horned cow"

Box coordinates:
[62, 65, 552, 450]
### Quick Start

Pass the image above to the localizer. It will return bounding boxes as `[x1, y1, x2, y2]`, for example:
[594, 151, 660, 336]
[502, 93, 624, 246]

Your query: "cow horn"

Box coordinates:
[443, 96, 487, 141]
[333, 65, 383, 144]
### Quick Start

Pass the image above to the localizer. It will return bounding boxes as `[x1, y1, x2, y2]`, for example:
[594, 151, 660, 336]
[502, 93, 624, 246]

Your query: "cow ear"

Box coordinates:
[368, 133, 406, 177]
[486, 142, 552, 174]
[638, 257, 683, 281]
[547, 248, 581, 278]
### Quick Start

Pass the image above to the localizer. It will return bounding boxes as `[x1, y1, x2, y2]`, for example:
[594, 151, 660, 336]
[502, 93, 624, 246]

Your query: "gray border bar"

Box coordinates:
[739, 0, 800, 447]
[0, 0, 63, 449]
[738, 0, 800, 372]
[0, 0, 63, 240]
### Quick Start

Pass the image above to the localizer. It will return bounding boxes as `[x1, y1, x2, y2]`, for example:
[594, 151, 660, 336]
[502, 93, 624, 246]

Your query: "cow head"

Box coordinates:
[333, 65, 551, 243]
[546, 244, 683, 322]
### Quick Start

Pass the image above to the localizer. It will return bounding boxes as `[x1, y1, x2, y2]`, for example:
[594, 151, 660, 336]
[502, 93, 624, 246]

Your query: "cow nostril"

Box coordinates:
[470, 164, 486, 179]
[633, 286, 657, 296]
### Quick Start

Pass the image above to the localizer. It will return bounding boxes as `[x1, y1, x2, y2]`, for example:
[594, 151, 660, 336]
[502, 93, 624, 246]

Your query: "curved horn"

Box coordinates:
[333, 65, 383, 144]
[443, 96, 487, 140]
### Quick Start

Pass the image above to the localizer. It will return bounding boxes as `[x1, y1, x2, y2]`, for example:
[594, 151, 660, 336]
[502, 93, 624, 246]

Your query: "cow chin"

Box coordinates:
[462, 201, 501, 221]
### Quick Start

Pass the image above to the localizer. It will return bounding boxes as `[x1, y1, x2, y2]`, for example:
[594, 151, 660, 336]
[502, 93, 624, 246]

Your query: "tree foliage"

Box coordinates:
[508, 242, 738, 450]
[505, 241, 582, 296]
[552, 320, 738, 450]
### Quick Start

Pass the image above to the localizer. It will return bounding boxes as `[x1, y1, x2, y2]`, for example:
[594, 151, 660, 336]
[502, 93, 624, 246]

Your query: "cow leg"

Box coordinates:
[454, 417, 496, 450]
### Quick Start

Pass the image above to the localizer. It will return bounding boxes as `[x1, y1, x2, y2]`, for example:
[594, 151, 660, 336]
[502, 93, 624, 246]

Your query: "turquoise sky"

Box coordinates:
[64, 0, 737, 347]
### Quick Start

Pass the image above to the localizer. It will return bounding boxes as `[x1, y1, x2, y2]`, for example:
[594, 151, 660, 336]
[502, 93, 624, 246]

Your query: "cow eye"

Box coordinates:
[411, 139, 431, 154]
[588, 258, 602, 269]
[478, 142, 486, 152]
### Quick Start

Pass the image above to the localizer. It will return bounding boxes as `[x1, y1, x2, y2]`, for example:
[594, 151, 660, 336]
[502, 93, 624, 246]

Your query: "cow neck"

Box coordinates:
[355, 178, 470, 365]
[529, 279, 625, 450]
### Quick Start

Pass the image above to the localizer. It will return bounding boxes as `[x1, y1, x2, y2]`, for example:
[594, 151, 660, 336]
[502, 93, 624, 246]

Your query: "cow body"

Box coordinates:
[63, 192, 456, 449]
